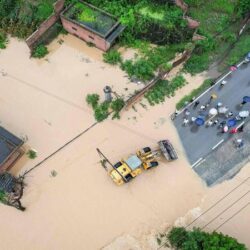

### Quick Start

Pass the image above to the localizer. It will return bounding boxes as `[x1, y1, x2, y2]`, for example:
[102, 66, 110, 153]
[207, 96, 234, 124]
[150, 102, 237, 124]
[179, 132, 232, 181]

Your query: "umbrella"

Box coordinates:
[227, 118, 237, 127]
[195, 117, 205, 126]
[230, 128, 238, 134]
[223, 125, 229, 133]
[209, 108, 218, 116]
[218, 106, 228, 114]
[239, 110, 249, 118]
[243, 96, 250, 103]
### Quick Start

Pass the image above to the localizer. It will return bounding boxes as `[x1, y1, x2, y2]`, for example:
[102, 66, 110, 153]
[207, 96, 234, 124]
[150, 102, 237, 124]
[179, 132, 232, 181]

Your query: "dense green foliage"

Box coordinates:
[0, 31, 7, 48]
[167, 227, 246, 250]
[145, 75, 186, 105]
[0, 0, 55, 38]
[110, 98, 125, 119]
[121, 58, 155, 81]
[86, 94, 125, 122]
[176, 78, 213, 110]
[94, 101, 110, 122]
[237, 0, 250, 17]
[86, 93, 100, 109]
[103, 50, 122, 65]
[225, 29, 250, 66]
[32, 44, 49, 58]
[183, 0, 248, 74]
[82, 0, 191, 46]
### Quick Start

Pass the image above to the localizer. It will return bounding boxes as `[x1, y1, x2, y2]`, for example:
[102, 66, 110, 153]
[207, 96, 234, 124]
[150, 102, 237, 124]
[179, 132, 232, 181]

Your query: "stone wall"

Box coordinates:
[26, 0, 65, 50]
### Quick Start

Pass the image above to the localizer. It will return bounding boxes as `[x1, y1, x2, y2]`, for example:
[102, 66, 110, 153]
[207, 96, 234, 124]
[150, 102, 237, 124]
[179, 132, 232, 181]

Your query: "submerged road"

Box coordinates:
[174, 61, 250, 166]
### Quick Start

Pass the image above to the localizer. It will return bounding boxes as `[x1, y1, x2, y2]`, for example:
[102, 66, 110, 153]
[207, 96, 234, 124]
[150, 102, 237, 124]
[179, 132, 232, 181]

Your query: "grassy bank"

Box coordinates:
[176, 78, 213, 110]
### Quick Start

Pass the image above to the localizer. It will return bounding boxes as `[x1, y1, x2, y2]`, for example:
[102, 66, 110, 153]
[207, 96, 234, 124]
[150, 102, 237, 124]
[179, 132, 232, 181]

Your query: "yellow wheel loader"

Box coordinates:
[97, 140, 178, 185]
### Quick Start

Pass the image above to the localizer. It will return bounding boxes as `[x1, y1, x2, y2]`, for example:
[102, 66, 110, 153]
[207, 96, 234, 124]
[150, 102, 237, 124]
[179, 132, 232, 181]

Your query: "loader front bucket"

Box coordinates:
[158, 140, 178, 161]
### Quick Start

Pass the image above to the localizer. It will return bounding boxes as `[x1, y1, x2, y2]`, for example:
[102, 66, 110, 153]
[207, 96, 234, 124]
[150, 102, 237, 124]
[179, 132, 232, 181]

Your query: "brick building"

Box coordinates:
[60, 1, 125, 51]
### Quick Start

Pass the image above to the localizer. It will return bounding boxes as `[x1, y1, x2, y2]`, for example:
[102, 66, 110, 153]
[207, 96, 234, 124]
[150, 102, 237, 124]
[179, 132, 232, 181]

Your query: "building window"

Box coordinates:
[72, 27, 77, 31]
[89, 35, 94, 40]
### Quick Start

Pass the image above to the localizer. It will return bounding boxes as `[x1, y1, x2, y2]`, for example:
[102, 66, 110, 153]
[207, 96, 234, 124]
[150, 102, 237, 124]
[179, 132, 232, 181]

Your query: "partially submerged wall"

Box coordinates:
[60, 16, 110, 51]
[26, 0, 65, 50]
[175, 0, 200, 29]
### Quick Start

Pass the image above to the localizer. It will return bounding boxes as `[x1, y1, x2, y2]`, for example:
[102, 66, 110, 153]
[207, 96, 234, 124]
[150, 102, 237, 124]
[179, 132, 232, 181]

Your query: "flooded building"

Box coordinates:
[0, 127, 24, 173]
[60, 1, 125, 51]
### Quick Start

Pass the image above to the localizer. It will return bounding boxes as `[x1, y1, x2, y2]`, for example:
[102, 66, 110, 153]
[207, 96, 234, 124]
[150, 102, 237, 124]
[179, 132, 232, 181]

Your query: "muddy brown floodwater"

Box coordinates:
[0, 35, 248, 250]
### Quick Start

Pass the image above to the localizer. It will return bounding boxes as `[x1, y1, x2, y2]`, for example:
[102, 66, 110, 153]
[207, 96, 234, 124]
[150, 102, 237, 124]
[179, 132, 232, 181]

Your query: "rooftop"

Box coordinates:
[62, 1, 118, 38]
[0, 126, 23, 167]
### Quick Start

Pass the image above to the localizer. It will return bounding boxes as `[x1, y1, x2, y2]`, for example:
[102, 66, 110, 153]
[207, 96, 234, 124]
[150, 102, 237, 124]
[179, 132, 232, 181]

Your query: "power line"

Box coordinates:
[21, 121, 98, 177]
[185, 177, 250, 228]
[201, 191, 249, 230]
[215, 203, 250, 231]
[158, 177, 250, 249]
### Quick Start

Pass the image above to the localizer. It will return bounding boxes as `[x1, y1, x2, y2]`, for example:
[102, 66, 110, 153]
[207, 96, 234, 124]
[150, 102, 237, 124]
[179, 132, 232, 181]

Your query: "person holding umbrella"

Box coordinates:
[240, 96, 250, 106]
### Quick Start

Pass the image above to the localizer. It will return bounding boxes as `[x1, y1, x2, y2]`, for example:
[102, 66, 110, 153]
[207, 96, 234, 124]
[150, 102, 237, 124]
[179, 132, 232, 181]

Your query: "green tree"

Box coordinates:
[167, 227, 247, 250]
[94, 102, 110, 122]
[110, 98, 125, 119]
[237, 0, 250, 17]
[86, 93, 100, 109]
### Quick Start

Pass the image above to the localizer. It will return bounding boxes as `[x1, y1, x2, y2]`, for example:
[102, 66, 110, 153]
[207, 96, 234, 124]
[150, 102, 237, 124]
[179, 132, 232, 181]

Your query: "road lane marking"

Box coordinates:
[191, 157, 203, 168]
[236, 121, 245, 129]
[212, 139, 224, 150]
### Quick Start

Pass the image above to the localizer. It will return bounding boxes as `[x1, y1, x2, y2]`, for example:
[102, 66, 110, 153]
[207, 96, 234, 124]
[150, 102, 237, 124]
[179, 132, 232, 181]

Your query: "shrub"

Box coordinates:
[86, 94, 100, 109]
[237, 0, 250, 17]
[94, 102, 110, 122]
[121, 59, 155, 81]
[110, 98, 125, 119]
[0, 31, 7, 49]
[27, 149, 37, 159]
[103, 50, 122, 65]
[160, 62, 173, 72]
[225, 32, 250, 66]
[184, 53, 210, 75]
[32, 44, 49, 58]
[145, 75, 186, 105]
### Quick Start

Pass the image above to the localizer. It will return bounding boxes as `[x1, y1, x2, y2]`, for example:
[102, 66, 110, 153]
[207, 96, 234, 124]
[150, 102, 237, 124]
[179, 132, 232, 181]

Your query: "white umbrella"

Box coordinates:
[218, 106, 228, 114]
[209, 108, 218, 116]
[239, 110, 249, 118]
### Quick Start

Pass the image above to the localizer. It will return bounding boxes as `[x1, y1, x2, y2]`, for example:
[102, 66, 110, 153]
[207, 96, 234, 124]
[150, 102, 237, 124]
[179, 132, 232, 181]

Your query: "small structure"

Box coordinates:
[0, 127, 24, 173]
[60, 1, 125, 51]
[103, 86, 112, 102]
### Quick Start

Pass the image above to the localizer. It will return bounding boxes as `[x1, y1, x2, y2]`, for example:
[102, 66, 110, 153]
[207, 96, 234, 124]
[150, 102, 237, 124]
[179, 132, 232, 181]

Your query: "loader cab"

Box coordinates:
[109, 155, 143, 185]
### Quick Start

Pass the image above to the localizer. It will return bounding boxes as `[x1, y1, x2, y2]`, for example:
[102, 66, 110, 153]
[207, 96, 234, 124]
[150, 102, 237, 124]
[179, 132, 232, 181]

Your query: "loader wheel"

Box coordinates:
[114, 161, 122, 169]
[142, 147, 151, 153]
[148, 161, 159, 169]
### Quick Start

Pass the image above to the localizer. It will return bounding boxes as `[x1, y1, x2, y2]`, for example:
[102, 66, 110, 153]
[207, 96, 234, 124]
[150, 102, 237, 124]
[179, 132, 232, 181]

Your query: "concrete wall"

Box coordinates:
[60, 16, 111, 51]
[26, 0, 65, 50]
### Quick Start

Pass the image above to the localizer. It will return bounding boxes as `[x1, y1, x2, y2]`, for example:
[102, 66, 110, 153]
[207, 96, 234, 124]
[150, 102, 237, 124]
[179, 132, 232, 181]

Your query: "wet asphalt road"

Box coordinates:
[173, 61, 250, 166]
